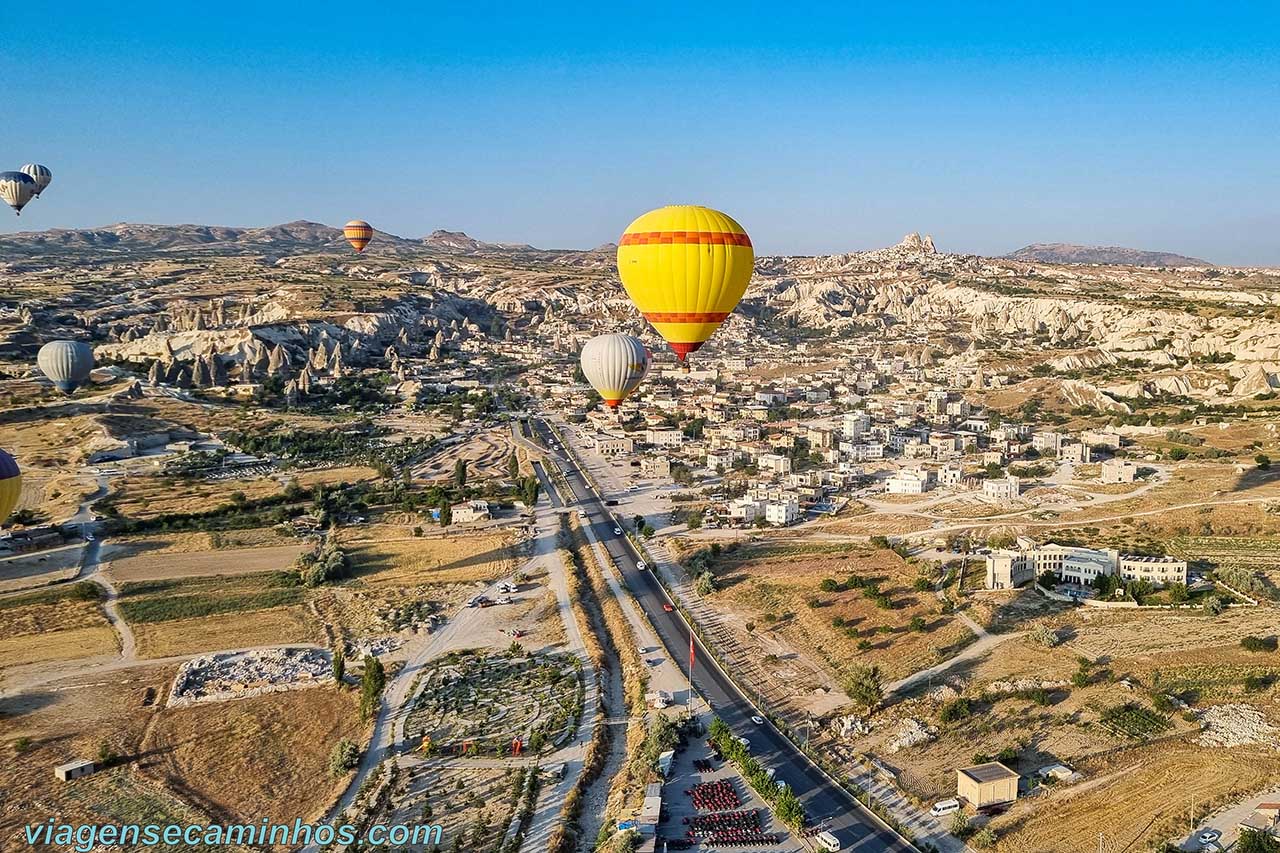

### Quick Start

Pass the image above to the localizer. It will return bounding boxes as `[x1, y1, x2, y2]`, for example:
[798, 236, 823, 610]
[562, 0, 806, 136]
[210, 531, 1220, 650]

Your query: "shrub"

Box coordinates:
[329, 739, 360, 776]
[938, 698, 972, 723]
[1241, 635, 1278, 653]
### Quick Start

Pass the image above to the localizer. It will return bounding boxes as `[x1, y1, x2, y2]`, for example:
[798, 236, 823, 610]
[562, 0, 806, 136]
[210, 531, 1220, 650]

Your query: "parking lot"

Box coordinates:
[658, 715, 804, 852]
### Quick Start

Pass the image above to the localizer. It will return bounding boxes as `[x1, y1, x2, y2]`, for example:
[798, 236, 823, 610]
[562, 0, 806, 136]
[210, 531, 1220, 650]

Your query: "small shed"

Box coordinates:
[54, 759, 97, 782]
[957, 762, 1019, 807]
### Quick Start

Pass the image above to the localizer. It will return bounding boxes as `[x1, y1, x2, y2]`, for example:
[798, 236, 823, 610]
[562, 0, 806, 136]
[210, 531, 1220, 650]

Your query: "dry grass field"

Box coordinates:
[992, 742, 1280, 853]
[139, 686, 363, 827]
[132, 608, 321, 659]
[0, 583, 118, 670]
[116, 573, 323, 659]
[105, 465, 378, 520]
[109, 542, 309, 582]
[0, 664, 214, 850]
[820, 512, 936, 536]
[412, 426, 516, 481]
[705, 542, 973, 686]
[110, 526, 296, 555]
[382, 766, 521, 851]
[344, 530, 517, 588]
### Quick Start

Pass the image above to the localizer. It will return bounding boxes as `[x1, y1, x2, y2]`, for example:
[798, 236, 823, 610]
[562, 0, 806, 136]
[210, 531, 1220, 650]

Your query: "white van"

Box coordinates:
[816, 830, 843, 851]
[930, 798, 961, 817]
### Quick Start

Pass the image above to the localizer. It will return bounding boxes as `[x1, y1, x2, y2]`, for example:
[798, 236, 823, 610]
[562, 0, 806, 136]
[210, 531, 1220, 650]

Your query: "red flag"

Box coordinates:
[689, 632, 695, 670]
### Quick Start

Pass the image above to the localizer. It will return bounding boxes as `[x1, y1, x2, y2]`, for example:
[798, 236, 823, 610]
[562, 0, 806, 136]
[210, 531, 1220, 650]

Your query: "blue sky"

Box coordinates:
[2, 2, 1277, 263]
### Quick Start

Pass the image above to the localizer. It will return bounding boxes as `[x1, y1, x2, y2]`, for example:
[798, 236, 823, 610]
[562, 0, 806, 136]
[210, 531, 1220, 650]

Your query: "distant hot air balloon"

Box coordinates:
[19, 164, 52, 197]
[0, 171, 37, 215]
[37, 340, 95, 394]
[580, 334, 651, 409]
[344, 220, 374, 253]
[0, 449, 20, 525]
[616, 205, 754, 368]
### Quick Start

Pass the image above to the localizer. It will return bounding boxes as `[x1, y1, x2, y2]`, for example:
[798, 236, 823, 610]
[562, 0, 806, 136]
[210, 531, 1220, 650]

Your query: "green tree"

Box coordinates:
[360, 656, 386, 721]
[332, 645, 345, 686]
[507, 451, 520, 481]
[328, 738, 360, 776]
[1257, 453, 1272, 471]
[1239, 828, 1280, 853]
[439, 503, 452, 527]
[633, 514, 645, 531]
[842, 664, 883, 713]
[454, 458, 468, 488]
[686, 513, 703, 530]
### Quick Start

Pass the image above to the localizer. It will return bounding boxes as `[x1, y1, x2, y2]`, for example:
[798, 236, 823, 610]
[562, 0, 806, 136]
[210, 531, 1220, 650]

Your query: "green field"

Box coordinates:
[117, 572, 305, 624]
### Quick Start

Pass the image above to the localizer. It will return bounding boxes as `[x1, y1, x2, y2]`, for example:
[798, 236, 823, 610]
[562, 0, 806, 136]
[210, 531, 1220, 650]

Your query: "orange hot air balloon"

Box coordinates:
[343, 220, 374, 253]
[616, 205, 754, 366]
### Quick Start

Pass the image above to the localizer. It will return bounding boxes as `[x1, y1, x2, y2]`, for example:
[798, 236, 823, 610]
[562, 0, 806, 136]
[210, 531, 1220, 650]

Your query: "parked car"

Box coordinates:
[750, 715, 765, 725]
[637, 560, 647, 570]
[816, 830, 844, 851]
[930, 799, 960, 817]
[662, 603, 674, 612]
[1198, 830, 1222, 846]
[613, 526, 623, 535]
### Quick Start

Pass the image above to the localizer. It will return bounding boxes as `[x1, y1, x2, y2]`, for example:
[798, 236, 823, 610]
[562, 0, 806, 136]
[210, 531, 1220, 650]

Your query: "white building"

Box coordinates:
[591, 433, 633, 455]
[764, 497, 801, 526]
[938, 463, 963, 487]
[645, 428, 684, 448]
[986, 541, 1187, 590]
[886, 468, 932, 495]
[982, 475, 1021, 502]
[1100, 457, 1138, 484]
[451, 500, 491, 523]
[757, 453, 793, 475]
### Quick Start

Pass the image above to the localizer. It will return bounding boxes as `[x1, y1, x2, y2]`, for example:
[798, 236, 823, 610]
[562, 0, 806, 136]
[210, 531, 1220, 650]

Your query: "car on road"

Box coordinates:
[637, 560, 647, 570]
[750, 715, 765, 725]
[815, 830, 844, 852]
[84, 533, 95, 542]
[662, 603, 674, 612]
[735, 736, 750, 751]
[1197, 830, 1221, 846]
[930, 799, 960, 817]
[613, 526, 623, 535]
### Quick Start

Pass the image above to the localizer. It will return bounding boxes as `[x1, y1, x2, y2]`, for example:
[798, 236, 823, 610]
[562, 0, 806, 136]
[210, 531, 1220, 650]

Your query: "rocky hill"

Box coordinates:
[1005, 242, 1212, 267]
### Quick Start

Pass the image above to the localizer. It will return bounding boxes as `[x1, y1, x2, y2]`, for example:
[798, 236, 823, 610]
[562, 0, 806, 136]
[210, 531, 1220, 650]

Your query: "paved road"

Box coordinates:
[529, 417, 915, 853]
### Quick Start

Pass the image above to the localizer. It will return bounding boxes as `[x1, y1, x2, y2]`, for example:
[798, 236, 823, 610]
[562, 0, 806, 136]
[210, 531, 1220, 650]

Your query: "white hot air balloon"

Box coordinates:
[0, 171, 37, 215]
[20, 164, 52, 197]
[580, 334, 651, 409]
[37, 340, 94, 394]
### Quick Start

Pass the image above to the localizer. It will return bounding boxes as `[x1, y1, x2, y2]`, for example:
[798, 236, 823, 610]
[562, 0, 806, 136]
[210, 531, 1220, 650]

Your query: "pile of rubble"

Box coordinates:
[985, 678, 1069, 695]
[886, 718, 938, 753]
[829, 714, 871, 739]
[1196, 704, 1280, 749]
[169, 647, 332, 707]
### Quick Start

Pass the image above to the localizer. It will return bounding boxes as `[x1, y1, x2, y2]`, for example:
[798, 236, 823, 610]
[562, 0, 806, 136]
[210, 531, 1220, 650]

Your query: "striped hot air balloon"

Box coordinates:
[616, 205, 754, 367]
[343, 220, 374, 253]
[20, 164, 52, 197]
[37, 340, 95, 394]
[0, 171, 37, 215]
[0, 449, 20, 525]
[579, 334, 651, 409]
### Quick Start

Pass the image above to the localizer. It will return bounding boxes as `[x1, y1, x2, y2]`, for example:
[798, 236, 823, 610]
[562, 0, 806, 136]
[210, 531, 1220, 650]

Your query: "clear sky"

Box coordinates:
[2, 2, 1277, 264]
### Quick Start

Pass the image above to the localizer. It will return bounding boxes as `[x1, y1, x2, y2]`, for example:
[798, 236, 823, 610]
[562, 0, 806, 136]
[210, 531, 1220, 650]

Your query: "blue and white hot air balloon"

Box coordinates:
[0, 171, 36, 215]
[19, 164, 52, 197]
[37, 340, 95, 394]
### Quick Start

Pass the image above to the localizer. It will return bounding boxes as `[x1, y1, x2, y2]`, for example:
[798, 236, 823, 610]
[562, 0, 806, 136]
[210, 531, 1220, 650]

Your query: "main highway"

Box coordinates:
[527, 417, 915, 852]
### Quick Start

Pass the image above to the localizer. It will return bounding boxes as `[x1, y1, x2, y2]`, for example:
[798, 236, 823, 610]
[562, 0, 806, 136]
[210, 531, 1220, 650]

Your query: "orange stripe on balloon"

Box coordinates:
[620, 231, 752, 247]
[642, 311, 730, 323]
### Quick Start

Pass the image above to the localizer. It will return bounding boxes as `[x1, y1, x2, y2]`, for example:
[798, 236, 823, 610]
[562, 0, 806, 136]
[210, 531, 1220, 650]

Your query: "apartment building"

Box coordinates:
[886, 468, 932, 494]
[986, 541, 1187, 590]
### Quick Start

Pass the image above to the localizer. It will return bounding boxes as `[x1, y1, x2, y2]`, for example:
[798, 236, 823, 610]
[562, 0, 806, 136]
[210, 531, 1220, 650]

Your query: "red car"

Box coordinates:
[662, 603, 674, 613]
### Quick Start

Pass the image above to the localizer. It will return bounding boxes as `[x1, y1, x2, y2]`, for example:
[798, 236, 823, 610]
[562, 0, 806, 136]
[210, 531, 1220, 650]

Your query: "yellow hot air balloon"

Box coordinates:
[343, 220, 374, 253]
[0, 448, 20, 525]
[616, 205, 753, 366]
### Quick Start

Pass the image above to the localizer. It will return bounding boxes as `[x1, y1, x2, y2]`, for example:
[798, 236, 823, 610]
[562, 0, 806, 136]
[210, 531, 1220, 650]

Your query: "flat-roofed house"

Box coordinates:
[957, 762, 1019, 807]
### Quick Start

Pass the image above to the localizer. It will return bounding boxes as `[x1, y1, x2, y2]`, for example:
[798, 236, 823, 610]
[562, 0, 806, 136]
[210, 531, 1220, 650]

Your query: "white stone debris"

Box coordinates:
[168, 646, 332, 707]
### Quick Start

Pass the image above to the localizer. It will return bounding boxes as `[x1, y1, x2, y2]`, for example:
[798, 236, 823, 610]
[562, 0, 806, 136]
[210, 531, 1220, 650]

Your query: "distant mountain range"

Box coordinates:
[1005, 242, 1213, 267]
[0, 220, 541, 259]
[0, 221, 1219, 268]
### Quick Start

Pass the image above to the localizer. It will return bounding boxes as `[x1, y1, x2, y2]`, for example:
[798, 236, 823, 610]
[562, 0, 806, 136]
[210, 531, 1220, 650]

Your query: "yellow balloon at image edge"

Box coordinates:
[616, 205, 753, 363]
[0, 450, 20, 524]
